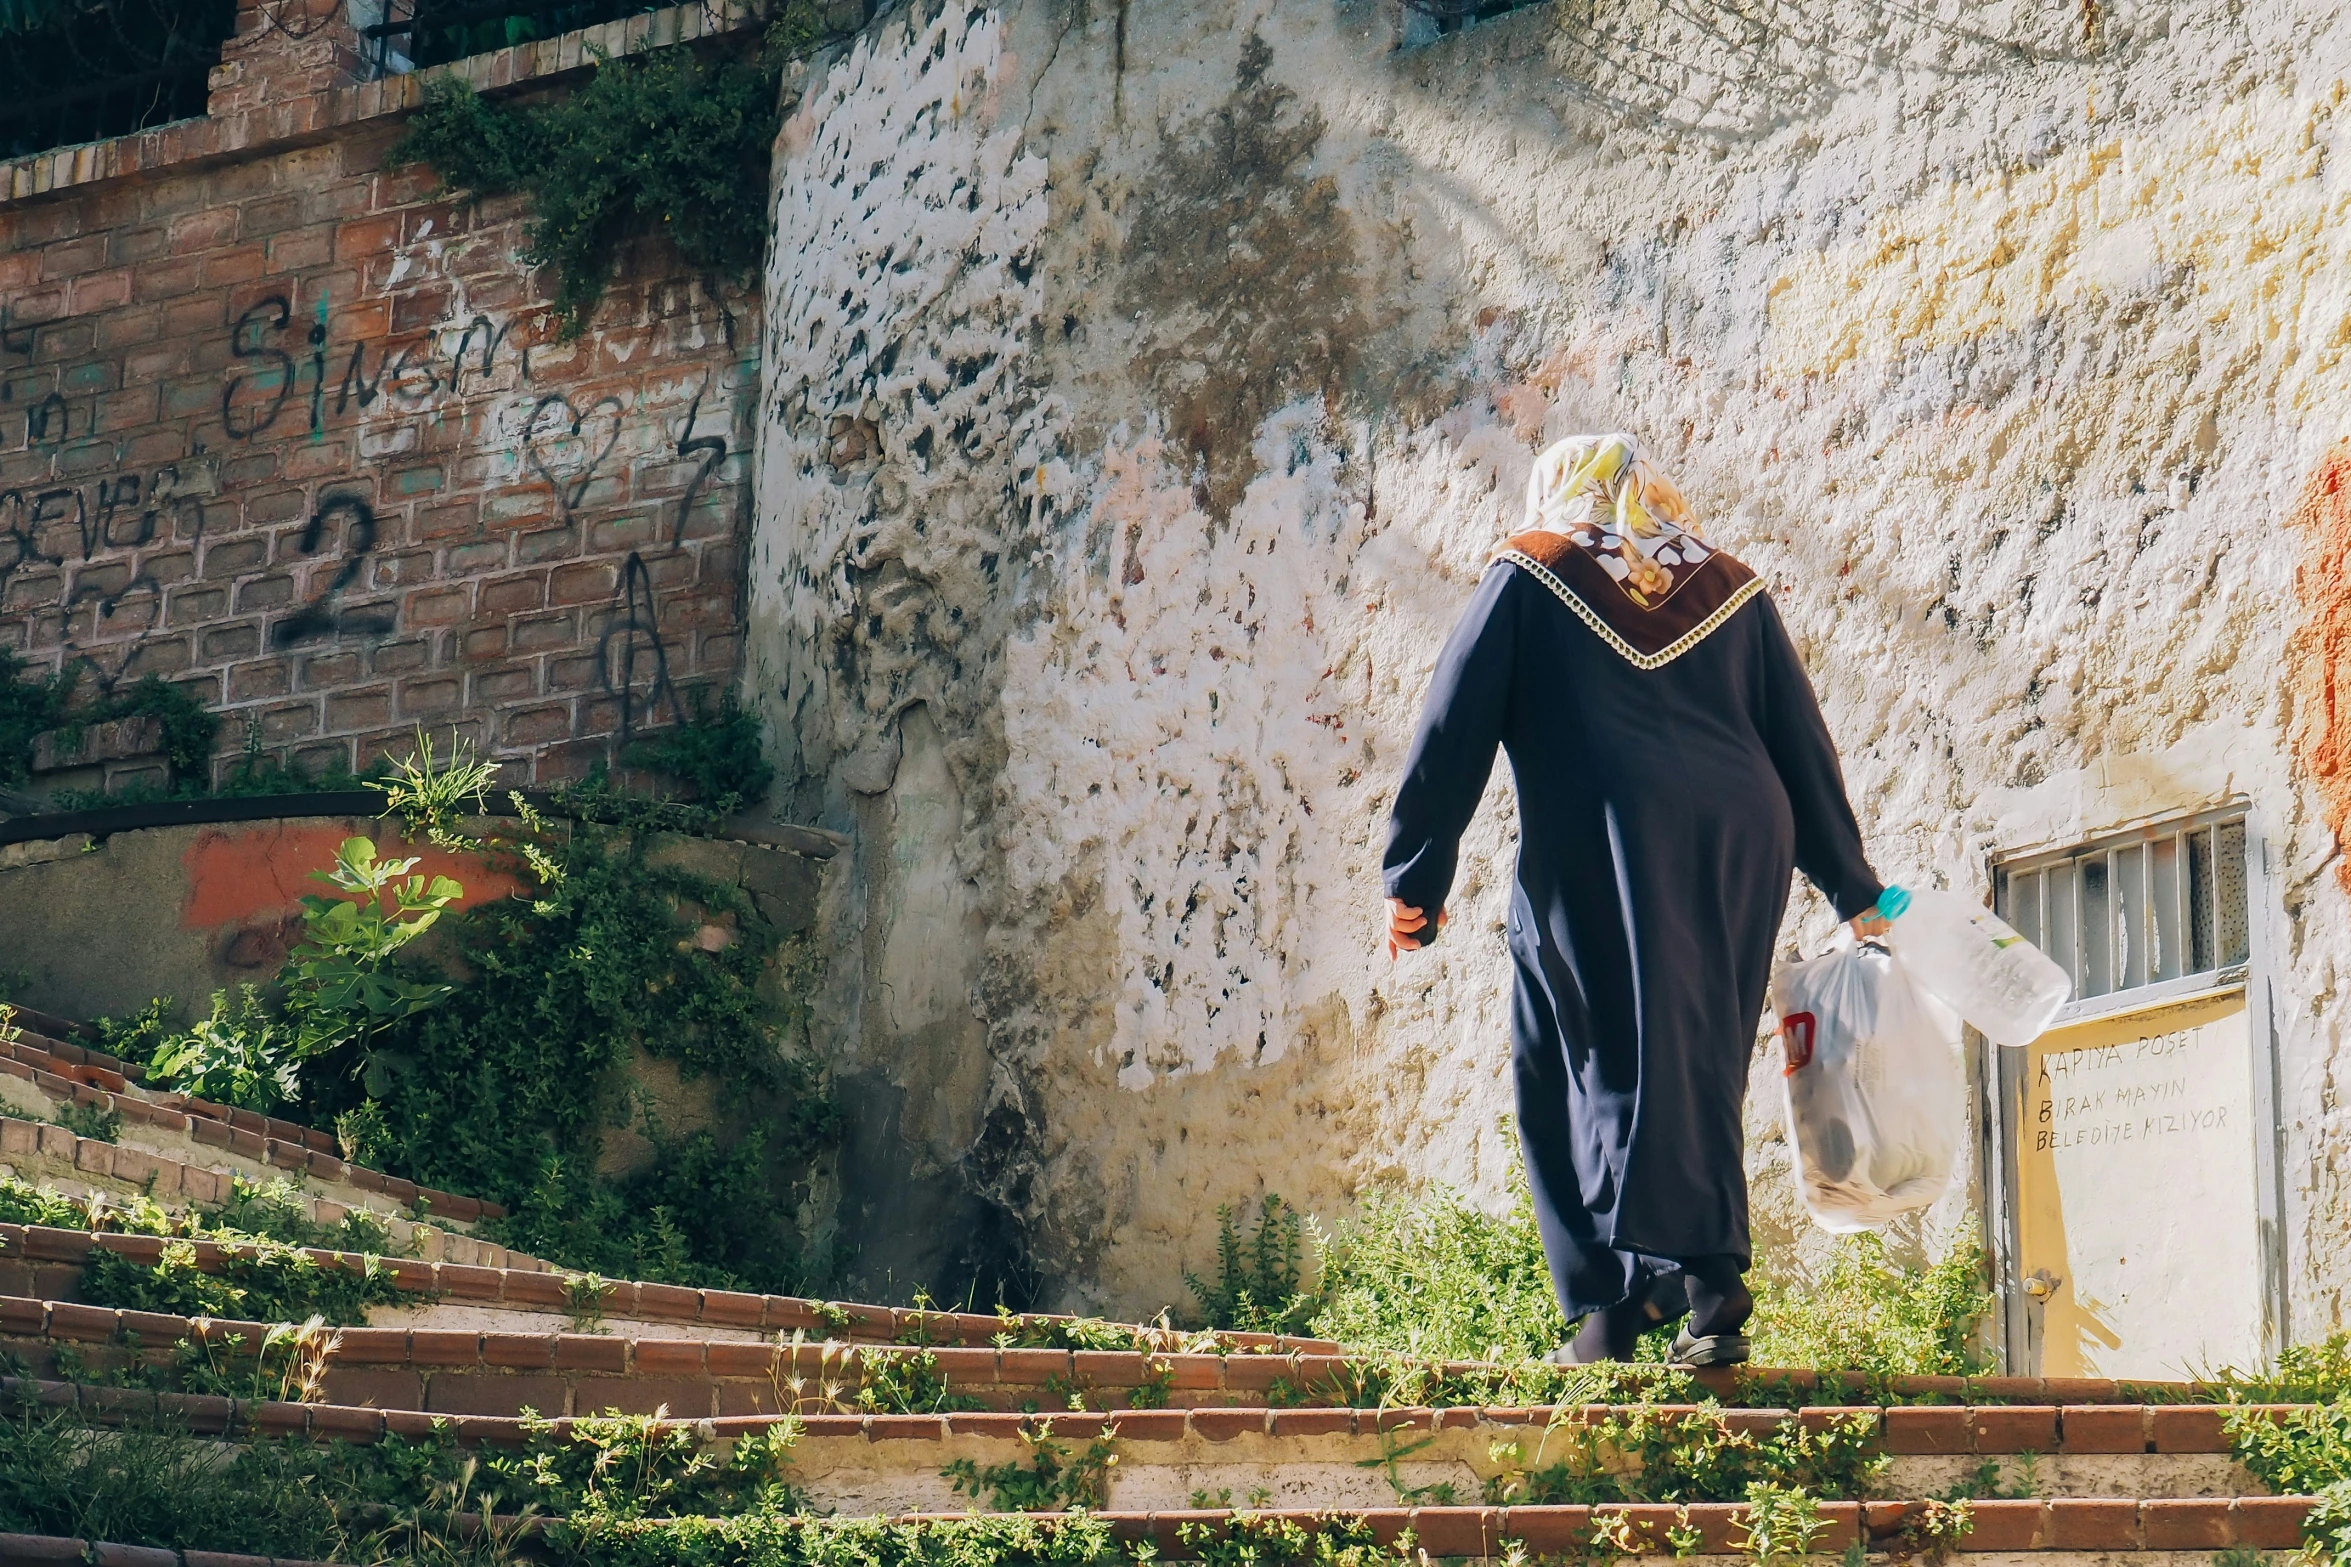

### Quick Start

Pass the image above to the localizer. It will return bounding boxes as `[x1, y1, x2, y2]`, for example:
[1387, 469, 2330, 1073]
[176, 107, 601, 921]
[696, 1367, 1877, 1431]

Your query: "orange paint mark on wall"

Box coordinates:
[2289, 440, 2351, 891]
[180, 823, 521, 931]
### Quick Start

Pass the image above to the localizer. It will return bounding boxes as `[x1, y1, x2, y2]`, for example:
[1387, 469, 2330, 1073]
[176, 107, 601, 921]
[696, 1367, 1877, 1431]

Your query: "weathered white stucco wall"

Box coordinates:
[751, 0, 2351, 1330]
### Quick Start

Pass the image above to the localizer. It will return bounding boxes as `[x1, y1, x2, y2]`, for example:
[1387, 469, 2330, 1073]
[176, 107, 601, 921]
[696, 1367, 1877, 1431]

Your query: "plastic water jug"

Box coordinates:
[1877, 885, 2072, 1047]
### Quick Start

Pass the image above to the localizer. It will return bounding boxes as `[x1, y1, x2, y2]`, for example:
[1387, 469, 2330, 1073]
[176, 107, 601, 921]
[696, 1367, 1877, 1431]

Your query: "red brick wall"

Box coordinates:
[0, 4, 759, 785]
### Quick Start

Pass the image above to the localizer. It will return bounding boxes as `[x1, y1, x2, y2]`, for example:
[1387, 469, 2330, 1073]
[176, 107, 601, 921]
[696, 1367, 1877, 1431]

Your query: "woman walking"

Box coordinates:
[1383, 434, 1888, 1366]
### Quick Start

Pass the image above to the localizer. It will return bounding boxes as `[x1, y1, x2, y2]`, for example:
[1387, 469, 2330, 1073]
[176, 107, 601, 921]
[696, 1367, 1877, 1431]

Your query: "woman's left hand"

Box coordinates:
[1850, 905, 1892, 940]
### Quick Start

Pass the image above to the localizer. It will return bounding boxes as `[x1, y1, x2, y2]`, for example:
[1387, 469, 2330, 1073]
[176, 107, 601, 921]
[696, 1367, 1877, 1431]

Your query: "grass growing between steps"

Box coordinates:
[0, 1170, 415, 1324]
[1225, 1173, 1994, 1380]
[81, 1238, 405, 1325]
[1481, 1406, 1885, 1506]
[0, 1400, 803, 1564]
[0, 1394, 1992, 1566]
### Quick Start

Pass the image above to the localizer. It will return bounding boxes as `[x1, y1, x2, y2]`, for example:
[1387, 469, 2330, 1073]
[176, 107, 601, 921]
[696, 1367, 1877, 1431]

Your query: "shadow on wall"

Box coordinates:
[832, 702, 1034, 1308]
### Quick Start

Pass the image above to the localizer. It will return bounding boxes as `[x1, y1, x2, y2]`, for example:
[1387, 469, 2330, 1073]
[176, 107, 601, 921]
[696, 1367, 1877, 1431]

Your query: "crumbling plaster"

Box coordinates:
[754, 0, 2351, 1329]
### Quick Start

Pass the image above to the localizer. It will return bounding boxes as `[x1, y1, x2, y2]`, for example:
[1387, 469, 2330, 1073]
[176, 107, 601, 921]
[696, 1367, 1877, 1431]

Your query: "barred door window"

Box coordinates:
[1993, 808, 2249, 1017]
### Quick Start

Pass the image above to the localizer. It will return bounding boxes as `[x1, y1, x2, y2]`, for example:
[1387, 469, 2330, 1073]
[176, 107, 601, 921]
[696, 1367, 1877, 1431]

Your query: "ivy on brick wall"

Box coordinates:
[391, 1, 863, 338]
[0, 650, 219, 793]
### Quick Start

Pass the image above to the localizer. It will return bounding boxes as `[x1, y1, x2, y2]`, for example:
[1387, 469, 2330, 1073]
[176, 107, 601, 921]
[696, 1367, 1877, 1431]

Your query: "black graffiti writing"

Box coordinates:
[596, 551, 682, 743]
[0, 461, 210, 587]
[223, 297, 297, 440]
[672, 375, 728, 547]
[272, 491, 388, 647]
[306, 303, 329, 435]
[525, 392, 623, 519]
[227, 297, 529, 441]
[26, 390, 72, 449]
[0, 304, 34, 362]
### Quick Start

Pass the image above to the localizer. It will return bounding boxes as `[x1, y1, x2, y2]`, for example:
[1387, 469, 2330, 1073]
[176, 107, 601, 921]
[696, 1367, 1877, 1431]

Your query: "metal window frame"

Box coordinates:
[1978, 798, 2286, 1372]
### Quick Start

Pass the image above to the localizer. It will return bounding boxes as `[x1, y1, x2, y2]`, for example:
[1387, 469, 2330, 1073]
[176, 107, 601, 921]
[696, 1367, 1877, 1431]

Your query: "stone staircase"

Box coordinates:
[0, 1004, 525, 1268]
[0, 1010, 2324, 1564]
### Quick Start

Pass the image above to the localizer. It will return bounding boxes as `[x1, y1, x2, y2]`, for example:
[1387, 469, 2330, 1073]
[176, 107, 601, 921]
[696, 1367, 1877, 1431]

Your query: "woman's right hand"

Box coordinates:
[1387, 898, 1445, 959]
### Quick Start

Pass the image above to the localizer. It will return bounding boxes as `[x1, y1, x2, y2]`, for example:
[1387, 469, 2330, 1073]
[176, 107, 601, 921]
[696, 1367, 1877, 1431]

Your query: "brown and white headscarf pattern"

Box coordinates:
[1496, 434, 1761, 670]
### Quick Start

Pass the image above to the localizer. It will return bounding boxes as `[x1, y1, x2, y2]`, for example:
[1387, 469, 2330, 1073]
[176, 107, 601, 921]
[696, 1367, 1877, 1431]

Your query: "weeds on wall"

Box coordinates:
[0, 652, 217, 792]
[91, 719, 834, 1295]
[386, 0, 871, 340]
[393, 38, 782, 338]
[82, 1237, 405, 1325]
[0, 1169, 393, 1255]
[305, 807, 831, 1292]
[49, 1099, 122, 1142]
[942, 1422, 1118, 1512]
[0, 1167, 413, 1323]
[623, 687, 775, 807]
[2227, 1380, 2351, 1565]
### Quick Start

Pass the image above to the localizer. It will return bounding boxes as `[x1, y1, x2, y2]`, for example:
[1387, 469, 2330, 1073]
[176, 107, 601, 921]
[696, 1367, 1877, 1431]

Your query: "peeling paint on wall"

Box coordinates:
[2290, 442, 2351, 892]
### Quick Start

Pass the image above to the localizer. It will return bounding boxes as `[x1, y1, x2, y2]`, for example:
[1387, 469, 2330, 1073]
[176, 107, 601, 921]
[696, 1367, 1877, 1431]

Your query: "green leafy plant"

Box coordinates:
[0, 1170, 395, 1260]
[81, 1237, 405, 1326]
[372, 726, 501, 851]
[1737, 1482, 1830, 1566]
[496, 1410, 803, 1523]
[0, 1002, 19, 1049]
[1483, 1406, 1885, 1508]
[390, 44, 786, 338]
[1308, 1173, 1564, 1362]
[623, 688, 775, 807]
[50, 1098, 122, 1143]
[295, 808, 834, 1294]
[146, 840, 463, 1114]
[1187, 1193, 1317, 1335]
[283, 836, 463, 1062]
[564, 1272, 614, 1333]
[942, 1420, 1119, 1511]
[2207, 1330, 2351, 1403]
[1356, 1424, 1457, 1505]
[1899, 1496, 1974, 1560]
[146, 986, 297, 1112]
[856, 1346, 980, 1415]
[1747, 1229, 1994, 1380]
[93, 996, 177, 1063]
[1175, 1512, 1412, 1567]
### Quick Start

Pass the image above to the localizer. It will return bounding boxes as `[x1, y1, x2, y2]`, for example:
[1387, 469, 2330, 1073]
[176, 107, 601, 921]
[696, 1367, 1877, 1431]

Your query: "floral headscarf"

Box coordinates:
[1521, 434, 1710, 610]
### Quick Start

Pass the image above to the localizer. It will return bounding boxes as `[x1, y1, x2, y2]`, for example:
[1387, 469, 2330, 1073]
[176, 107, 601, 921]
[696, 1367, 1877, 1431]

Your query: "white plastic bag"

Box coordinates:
[1770, 933, 1966, 1233]
[1878, 885, 2072, 1047]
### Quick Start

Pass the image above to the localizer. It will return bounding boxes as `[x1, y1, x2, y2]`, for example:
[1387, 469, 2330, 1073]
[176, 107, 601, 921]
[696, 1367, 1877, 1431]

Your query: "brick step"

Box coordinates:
[0, 1504, 2309, 1567]
[0, 1233, 1341, 1351]
[0, 1369, 2313, 1556]
[0, 1283, 2240, 1417]
[0, 1025, 501, 1227]
[0, 1370, 2297, 1510]
[604, 1500, 2312, 1559]
[0, 1533, 351, 1567]
[0, 1113, 535, 1273]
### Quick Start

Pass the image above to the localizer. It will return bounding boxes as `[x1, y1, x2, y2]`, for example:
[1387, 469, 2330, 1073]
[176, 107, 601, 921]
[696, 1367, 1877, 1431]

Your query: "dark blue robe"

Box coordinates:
[1382, 550, 1881, 1321]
